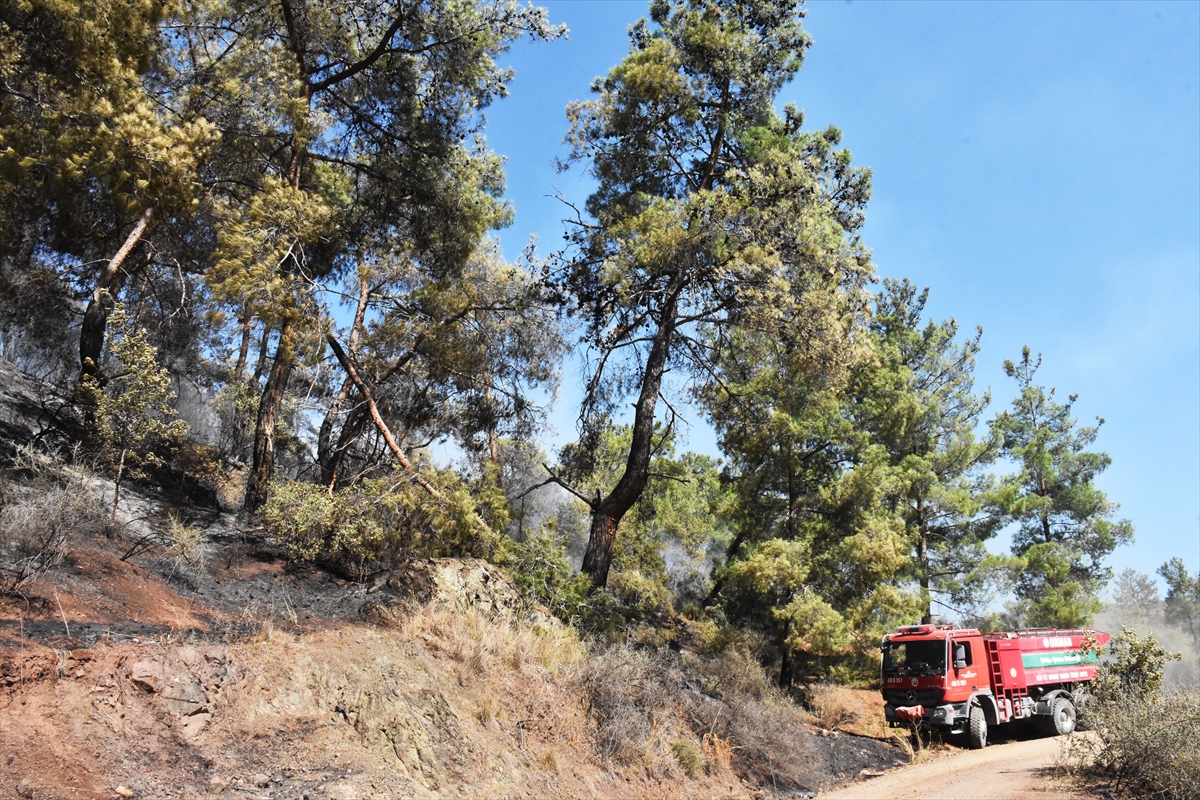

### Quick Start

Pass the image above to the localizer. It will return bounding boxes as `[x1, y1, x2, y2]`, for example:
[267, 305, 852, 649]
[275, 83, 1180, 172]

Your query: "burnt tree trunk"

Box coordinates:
[322, 403, 369, 489]
[80, 206, 154, 382]
[243, 320, 296, 514]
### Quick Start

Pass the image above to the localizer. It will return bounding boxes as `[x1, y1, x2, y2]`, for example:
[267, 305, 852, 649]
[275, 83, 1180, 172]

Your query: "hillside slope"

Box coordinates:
[0, 361, 905, 799]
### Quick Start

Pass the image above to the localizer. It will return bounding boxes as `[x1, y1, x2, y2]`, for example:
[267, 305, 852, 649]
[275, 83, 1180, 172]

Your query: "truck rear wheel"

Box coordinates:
[968, 704, 987, 749]
[1041, 696, 1076, 736]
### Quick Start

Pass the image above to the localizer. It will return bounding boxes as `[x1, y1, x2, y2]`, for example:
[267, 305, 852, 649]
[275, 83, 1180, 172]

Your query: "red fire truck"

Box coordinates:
[880, 624, 1109, 749]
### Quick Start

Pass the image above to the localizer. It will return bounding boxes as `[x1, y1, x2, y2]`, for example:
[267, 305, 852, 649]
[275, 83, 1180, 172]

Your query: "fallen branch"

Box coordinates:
[324, 333, 494, 541]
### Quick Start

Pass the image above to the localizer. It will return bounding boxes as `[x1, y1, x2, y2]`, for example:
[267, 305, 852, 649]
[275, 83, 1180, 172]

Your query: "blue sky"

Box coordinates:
[481, 0, 1200, 592]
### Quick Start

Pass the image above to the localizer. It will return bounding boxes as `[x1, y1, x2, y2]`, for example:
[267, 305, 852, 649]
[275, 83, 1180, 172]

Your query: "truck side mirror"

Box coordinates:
[954, 643, 967, 669]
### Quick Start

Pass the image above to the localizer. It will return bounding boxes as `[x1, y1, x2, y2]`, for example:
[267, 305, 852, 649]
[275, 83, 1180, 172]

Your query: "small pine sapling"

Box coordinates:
[79, 301, 188, 520]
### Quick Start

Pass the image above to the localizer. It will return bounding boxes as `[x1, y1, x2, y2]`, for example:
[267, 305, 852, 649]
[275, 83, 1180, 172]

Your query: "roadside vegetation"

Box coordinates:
[1063, 629, 1199, 800]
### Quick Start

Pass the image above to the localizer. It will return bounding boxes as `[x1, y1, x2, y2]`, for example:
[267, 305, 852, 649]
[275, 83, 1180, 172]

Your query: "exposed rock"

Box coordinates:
[253, 773, 270, 788]
[16, 778, 33, 798]
[359, 597, 415, 628]
[368, 558, 557, 627]
[161, 674, 207, 717]
[129, 659, 166, 693]
[114, 786, 134, 798]
[181, 710, 212, 738]
[207, 776, 230, 794]
[177, 646, 204, 671]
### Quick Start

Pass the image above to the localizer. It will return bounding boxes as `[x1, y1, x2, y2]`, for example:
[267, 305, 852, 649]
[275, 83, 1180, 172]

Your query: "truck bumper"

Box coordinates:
[885, 703, 968, 732]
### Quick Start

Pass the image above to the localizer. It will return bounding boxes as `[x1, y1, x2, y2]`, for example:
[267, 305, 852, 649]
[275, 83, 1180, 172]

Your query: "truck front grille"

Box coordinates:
[883, 688, 945, 706]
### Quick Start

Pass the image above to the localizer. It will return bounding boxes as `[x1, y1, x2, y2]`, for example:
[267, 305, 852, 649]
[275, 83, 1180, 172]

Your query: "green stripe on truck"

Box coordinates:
[1021, 650, 1098, 668]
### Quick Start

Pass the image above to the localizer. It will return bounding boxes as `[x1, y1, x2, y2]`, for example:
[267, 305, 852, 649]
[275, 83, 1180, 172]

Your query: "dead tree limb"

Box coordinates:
[324, 333, 494, 541]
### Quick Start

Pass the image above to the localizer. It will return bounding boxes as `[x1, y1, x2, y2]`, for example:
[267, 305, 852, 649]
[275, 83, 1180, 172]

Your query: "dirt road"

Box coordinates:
[818, 733, 1094, 800]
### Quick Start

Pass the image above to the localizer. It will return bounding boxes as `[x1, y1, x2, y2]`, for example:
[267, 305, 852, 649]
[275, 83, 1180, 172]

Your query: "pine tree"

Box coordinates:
[991, 347, 1134, 627]
[0, 0, 217, 381]
[1158, 558, 1200, 648]
[549, 0, 871, 588]
[859, 279, 1007, 624]
[174, 0, 562, 512]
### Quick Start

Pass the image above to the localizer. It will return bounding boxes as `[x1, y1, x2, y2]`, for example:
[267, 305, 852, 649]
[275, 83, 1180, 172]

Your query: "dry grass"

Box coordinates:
[208, 603, 592, 796]
[808, 682, 863, 730]
[0, 449, 106, 594]
[581, 645, 819, 789]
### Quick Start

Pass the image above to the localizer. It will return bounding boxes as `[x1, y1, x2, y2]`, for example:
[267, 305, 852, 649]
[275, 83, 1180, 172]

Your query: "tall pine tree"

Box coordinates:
[550, 0, 871, 588]
[859, 279, 1006, 624]
[991, 347, 1133, 627]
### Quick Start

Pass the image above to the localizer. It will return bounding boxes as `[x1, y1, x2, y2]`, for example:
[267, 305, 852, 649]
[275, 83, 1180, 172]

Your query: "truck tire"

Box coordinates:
[1071, 690, 1094, 731]
[1041, 695, 1076, 737]
[968, 704, 987, 749]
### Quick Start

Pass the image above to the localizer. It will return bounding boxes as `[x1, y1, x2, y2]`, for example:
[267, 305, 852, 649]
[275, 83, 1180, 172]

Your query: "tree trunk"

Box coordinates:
[234, 304, 253, 375]
[778, 621, 795, 688]
[111, 448, 126, 523]
[80, 207, 153, 382]
[918, 497, 932, 624]
[580, 276, 684, 589]
[323, 403, 368, 490]
[582, 509, 620, 590]
[253, 323, 273, 380]
[318, 274, 370, 486]
[243, 321, 296, 514]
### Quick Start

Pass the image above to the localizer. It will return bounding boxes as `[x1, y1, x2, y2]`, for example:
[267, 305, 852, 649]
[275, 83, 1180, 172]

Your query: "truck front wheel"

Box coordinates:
[968, 704, 987, 749]
[1041, 696, 1076, 737]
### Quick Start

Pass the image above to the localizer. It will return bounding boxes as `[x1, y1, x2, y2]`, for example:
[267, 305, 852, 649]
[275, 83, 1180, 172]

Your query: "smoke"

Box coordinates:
[1096, 570, 1199, 688]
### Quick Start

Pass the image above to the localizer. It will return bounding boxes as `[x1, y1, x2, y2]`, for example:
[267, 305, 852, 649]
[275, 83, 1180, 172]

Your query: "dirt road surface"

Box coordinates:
[818, 733, 1094, 800]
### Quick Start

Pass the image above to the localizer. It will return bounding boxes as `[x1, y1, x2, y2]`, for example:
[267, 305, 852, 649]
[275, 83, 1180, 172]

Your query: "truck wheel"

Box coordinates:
[1071, 690, 1094, 731]
[968, 704, 987, 749]
[1041, 696, 1076, 737]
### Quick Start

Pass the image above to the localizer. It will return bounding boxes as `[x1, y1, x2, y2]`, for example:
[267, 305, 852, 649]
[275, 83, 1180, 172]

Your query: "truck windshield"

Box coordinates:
[883, 640, 946, 675]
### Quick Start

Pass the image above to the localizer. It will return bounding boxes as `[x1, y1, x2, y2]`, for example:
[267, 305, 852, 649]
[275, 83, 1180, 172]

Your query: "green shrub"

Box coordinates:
[506, 530, 588, 618]
[78, 303, 187, 520]
[1066, 628, 1198, 800]
[263, 470, 507, 579]
[671, 738, 702, 777]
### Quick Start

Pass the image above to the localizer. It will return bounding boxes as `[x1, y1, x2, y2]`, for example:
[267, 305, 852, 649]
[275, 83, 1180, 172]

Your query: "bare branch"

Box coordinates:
[540, 463, 597, 509]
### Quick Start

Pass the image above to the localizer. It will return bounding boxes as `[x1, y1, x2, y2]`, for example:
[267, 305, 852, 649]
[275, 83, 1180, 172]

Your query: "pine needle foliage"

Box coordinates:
[79, 301, 187, 520]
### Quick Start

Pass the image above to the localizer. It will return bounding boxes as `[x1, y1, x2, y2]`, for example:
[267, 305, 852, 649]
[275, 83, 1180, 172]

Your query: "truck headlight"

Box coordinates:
[931, 707, 947, 720]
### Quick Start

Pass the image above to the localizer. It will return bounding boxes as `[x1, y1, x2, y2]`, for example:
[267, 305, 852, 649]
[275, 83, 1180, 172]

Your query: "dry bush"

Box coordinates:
[700, 732, 733, 775]
[0, 448, 104, 593]
[581, 645, 816, 788]
[808, 683, 862, 730]
[582, 649, 668, 764]
[121, 511, 205, 565]
[1065, 686, 1200, 800]
[1062, 628, 1199, 800]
